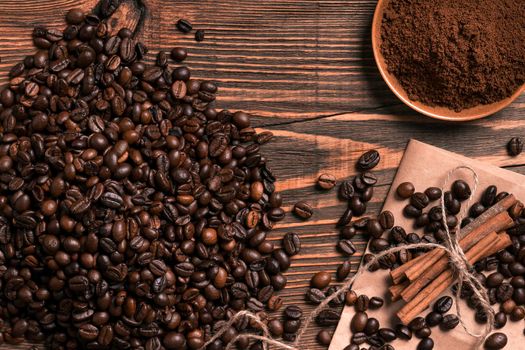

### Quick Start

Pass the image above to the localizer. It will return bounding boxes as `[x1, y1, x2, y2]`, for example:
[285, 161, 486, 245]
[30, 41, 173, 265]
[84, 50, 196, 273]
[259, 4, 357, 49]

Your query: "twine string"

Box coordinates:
[201, 166, 494, 350]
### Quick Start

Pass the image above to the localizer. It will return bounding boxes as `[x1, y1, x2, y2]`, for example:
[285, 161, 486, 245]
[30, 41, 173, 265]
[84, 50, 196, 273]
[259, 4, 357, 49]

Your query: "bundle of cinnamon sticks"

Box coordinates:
[389, 194, 518, 325]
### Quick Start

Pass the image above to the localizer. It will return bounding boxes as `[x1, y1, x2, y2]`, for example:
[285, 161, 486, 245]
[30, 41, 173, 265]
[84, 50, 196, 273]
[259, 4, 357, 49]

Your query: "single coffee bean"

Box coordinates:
[440, 314, 460, 330]
[176, 19, 193, 33]
[397, 182, 415, 198]
[410, 192, 430, 209]
[433, 295, 453, 313]
[357, 150, 380, 170]
[425, 187, 442, 201]
[378, 328, 397, 342]
[415, 326, 431, 338]
[452, 179, 471, 200]
[283, 232, 301, 256]
[493, 312, 507, 329]
[195, 29, 205, 42]
[364, 318, 380, 335]
[349, 195, 366, 216]
[425, 312, 443, 327]
[355, 295, 369, 312]
[336, 260, 352, 281]
[306, 288, 326, 304]
[284, 305, 303, 320]
[378, 210, 395, 229]
[369, 296, 384, 309]
[403, 204, 422, 218]
[484, 332, 508, 349]
[311, 271, 331, 289]
[338, 240, 356, 256]
[317, 330, 332, 346]
[268, 320, 283, 337]
[293, 201, 313, 219]
[417, 337, 434, 350]
[507, 137, 523, 156]
[395, 324, 412, 340]
[339, 180, 355, 199]
[316, 309, 341, 326]
[350, 312, 368, 332]
[345, 290, 358, 306]
[482, 185, 498, 207]
[337, 208, 353, 227]
[171, 47, 187, 62]
[408, 317, 426, 331]
[317, 173, 337, 190]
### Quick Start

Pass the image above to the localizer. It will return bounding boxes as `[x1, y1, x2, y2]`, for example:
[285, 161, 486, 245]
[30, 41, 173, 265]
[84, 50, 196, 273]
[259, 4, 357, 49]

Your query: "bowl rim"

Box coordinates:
[371, 0, 525, 122]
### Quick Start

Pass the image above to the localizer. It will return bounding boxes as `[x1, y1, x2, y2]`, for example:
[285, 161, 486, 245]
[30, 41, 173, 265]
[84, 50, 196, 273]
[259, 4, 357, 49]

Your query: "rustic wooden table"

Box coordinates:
[1, 0, 524, 349]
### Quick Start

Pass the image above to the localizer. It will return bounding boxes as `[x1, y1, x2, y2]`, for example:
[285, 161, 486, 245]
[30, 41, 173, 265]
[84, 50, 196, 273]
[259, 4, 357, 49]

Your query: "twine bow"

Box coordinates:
[201, 166, 494, 350]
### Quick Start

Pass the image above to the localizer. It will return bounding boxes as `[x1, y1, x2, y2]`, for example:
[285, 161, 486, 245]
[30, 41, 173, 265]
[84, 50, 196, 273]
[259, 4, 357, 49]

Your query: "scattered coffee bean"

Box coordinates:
[452, 179, 472, 200]
[507, 137, 523, 156]
[318, 173, 337, 190]
[417, 337, 434, 350]
[484, 332, 508, 349]
[176, 18, 193, 33]
[357, 149, 380, 170]
[311, 271, 332, 289]
[293, 201, 314, 219]
[317, 330, 332, 346]
[337, 261, 352, 281]
[440, 314, 460, 330]
[397, 182, 415, 198]
[195, 29, 205, 42]
[434, 296, 453, 314]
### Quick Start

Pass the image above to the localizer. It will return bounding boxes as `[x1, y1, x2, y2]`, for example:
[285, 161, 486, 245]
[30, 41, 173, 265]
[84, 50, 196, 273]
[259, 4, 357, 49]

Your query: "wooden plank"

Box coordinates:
[0, 0, 524, 349]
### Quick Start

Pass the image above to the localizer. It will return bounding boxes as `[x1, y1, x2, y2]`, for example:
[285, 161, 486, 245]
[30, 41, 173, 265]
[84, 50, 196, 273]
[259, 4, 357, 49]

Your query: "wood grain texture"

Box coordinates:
[0, 0, 524, 349]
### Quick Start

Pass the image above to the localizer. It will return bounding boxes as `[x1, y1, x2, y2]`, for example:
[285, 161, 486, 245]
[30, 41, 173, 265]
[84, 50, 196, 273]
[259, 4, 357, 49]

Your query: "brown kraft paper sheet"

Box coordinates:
[329, 139, 525, 350]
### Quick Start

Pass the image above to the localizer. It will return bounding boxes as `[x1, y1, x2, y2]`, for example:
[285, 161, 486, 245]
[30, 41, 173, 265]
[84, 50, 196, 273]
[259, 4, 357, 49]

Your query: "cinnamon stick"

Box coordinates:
[397, 232, 512, 324]
[389, 280, 409, 301]
[405, 211, 514, 281]
[401, 231, 498, 302]
[390, 194, 516, 284]
[390, 252, 433, 284]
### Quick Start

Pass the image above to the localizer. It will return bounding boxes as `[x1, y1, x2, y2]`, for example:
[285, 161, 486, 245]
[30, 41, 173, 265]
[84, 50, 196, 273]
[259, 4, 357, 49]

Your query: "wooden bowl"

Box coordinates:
[372, 0, 525, 122]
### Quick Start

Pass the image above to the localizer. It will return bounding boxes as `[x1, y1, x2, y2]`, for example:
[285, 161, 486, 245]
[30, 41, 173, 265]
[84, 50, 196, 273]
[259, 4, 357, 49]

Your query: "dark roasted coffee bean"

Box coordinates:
[395, 324, 412, 340]
[337, 208, 353, 227]
[494, 312, 507, 329]
[337, 260, 352, 281]
[367, 219, 384, 238]
[424, 187, 442, 201]
[425, 312, 443, 327]
[283, 232, 301, 256]
[176, 19, 193, 33]
[378, 328, 396, 342]
[452, 179, 471, 200]
[411, 192, 430, 209]
[349, 311, 368, 333]
[339, 180, 355, 199]
[484, 332, 508, 349]
[417, 338, 434, 350]
[378, 210, 395, 229]
[338, 240, 356, 256]
[313, 309, 340, 326]
[408, 317, 426, 331]
[440, 314, 459, 330]
[355, 295, 369, 312]
[284, 305, 302, 320]
[306, 288, 326, 304]
[349, 195, 366, 216]
[317, 330, 332, 346]
[508, 137, 523, 156]
[318, 173, 337, 190]
[364, 317, 379, 335]
[357, 149, 380, 170]
[171, 47, 187, 62]
[195, 29, 205, 42]
[482, 185, 498, 207]
[403, 204, 422, 218]
[369, 296, 384, 309]
[434, 296, 453, 313]
[293, 201, 313, 219]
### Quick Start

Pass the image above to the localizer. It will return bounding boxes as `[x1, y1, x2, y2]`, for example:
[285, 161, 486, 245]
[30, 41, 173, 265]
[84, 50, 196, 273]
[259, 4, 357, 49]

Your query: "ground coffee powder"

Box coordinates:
[381, 0, 525, 111]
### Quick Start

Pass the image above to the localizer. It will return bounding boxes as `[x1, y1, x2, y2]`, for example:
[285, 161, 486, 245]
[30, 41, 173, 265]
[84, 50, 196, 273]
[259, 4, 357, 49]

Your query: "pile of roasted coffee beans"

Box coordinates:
[0, 6, 304, 350]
